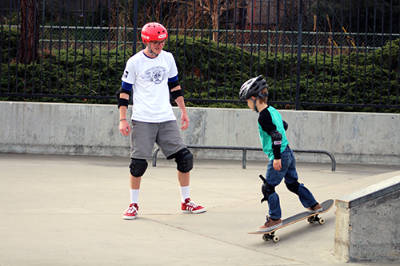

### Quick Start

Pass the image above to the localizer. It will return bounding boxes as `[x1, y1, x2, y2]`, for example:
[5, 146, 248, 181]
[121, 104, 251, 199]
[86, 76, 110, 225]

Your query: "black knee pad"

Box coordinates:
[285, 181, 300, 195]
[261, 182, 276, 203]
[173, 148, 193, 173]
[129, 158, 148, 177]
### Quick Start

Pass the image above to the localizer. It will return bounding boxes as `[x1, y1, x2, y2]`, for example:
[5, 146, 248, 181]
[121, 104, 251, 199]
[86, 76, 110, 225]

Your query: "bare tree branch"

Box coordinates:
[161, 0, 247, 41]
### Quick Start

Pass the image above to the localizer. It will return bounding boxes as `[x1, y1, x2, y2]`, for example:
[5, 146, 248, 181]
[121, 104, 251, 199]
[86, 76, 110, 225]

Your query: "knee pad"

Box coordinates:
[285, 181, 300, 195]
[174, 148, 193, 173]
[129, 158, 148, 177]
[261, 182, 276, 203]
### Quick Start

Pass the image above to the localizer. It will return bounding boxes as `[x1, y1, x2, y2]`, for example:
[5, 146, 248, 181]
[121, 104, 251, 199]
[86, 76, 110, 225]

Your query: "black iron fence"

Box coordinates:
[1, 0, 399, 112]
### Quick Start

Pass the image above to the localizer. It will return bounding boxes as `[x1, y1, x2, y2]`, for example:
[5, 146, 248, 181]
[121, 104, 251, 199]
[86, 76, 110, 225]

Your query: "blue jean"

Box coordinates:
[265, 146, 318, 220]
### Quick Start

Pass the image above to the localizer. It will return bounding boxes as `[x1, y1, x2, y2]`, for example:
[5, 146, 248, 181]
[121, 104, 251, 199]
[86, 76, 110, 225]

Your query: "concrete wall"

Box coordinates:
[335, 175, 400, 262]
[0, 101, 399, 165]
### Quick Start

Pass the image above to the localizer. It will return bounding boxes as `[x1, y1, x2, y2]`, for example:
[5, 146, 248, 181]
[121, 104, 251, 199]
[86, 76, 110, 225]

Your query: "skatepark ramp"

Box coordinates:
[334, 174, 400, 262]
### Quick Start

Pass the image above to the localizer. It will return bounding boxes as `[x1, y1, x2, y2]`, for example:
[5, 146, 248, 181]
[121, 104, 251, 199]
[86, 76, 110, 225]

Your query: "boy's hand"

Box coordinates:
[273, 159, 282, 171]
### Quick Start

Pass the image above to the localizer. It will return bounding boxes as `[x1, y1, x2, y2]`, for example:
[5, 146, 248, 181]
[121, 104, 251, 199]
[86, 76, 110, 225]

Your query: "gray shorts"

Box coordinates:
[130, 120, 186, 159]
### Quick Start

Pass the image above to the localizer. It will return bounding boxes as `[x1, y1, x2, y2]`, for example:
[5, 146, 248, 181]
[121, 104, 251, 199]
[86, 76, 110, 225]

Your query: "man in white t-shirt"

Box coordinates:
[117, 22, 206, 220]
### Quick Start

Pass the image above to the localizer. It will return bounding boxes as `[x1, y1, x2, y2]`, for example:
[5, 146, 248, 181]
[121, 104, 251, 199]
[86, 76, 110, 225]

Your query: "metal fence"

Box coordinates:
[1, 0, 399, 112]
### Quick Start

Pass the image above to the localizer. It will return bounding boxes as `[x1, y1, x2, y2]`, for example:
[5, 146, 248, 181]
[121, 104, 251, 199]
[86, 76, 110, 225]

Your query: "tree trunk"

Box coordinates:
[19, 0, 39, 64]
[211, 7, 219, 41]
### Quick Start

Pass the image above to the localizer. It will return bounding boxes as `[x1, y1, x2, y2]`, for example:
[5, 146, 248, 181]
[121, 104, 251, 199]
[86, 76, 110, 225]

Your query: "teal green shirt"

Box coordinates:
[258, 106, 288, 160]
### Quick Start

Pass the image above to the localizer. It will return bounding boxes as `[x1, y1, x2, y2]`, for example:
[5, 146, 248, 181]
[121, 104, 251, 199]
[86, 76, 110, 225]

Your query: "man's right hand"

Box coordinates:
[119, 120, 131, 136]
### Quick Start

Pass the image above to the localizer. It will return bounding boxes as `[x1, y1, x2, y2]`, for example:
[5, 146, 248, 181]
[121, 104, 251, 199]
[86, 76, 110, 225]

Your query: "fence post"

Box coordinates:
[132, 0, 138, 53]
[295, 0, 303, 110]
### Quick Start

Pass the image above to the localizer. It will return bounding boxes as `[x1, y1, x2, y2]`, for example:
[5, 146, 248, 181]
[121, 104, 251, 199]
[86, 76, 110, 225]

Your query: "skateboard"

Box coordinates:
[248, 199, 334, 243]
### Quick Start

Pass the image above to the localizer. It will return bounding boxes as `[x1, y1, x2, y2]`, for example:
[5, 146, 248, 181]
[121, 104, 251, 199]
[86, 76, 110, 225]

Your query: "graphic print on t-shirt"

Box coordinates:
[123, 70, 129, 79]
[143, 66, 167, 84]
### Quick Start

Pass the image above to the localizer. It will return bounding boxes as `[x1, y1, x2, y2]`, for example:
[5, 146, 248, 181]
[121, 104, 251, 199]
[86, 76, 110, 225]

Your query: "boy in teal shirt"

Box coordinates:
[239, 75, 322, 231]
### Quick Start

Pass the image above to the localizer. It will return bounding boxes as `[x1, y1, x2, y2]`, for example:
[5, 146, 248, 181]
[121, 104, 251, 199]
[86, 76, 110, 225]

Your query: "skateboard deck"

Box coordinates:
[248, 199, 334, 243]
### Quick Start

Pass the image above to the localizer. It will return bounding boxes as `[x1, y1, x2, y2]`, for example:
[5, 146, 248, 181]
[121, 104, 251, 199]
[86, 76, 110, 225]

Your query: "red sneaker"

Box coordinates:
[181, 198, 207, 214]
[123, 203, 139, 220]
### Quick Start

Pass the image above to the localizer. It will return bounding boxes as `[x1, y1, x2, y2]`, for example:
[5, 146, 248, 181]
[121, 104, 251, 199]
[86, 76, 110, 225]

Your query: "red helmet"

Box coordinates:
[141, 22, 168, 43]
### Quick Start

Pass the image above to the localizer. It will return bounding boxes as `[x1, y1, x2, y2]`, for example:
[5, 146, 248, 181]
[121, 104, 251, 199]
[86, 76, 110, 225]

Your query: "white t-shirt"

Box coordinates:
[121, 50, 178, 122]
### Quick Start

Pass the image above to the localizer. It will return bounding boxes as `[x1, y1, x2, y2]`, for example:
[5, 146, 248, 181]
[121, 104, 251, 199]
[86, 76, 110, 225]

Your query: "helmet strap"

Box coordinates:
[252, 98, 259, 113]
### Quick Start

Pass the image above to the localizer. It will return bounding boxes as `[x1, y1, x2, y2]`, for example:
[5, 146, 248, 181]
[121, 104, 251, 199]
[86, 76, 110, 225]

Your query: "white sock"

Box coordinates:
[180, 186, 190, 202]
[130, 189, 140, 204]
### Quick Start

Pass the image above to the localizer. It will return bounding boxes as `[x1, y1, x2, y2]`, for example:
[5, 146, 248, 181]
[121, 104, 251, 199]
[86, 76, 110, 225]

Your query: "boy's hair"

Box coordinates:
[257, 87, 268, 103]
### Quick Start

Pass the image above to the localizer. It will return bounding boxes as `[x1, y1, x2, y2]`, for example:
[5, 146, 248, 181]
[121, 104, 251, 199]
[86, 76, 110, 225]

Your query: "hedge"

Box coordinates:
[1, 28, 399, 112]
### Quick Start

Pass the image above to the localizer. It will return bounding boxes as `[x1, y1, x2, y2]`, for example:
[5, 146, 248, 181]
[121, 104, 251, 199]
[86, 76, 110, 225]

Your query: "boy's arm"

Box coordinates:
[258, 110, 282, 160]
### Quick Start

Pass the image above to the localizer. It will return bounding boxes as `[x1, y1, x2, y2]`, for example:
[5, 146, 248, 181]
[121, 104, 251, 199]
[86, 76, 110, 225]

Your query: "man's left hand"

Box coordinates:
[181, 112, 189, 130]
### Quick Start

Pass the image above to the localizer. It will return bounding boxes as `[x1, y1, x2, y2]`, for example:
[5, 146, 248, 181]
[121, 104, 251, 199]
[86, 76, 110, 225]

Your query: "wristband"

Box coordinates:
[120, 118, 127, 121]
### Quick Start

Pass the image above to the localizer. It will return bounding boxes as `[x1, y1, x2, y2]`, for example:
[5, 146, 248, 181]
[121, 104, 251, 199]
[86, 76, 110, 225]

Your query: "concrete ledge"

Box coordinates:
[336, 176, 400, 208]
[1, 101, 399, 165]
[335, 175, 400, 262]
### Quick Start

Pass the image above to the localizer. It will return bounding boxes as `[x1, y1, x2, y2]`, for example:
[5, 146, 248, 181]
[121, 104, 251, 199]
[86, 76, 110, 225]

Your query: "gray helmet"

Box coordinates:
[239, 75, 268, 100]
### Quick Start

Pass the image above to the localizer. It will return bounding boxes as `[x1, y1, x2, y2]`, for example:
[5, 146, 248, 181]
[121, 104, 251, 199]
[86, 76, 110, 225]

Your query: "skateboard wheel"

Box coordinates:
[307, 217, 314, 223]
[262, 234, 270, 241]
[318, 218, 325, 225]
[272, 236, 280, 243]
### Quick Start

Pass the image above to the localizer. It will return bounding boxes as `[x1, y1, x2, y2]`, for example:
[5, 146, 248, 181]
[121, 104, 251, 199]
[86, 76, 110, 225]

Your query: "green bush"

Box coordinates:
[0, 28, 18, 60]
[1, 28, 399, 112]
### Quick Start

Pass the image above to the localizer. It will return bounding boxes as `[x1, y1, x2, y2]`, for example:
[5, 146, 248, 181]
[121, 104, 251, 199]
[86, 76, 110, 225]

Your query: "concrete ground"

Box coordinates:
[0, 153, 399, 266]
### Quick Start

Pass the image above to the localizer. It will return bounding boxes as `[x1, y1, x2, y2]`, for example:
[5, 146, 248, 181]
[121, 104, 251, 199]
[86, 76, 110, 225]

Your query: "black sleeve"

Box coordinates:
[258, 109, 282, 159]
[258, 109, 275, 133]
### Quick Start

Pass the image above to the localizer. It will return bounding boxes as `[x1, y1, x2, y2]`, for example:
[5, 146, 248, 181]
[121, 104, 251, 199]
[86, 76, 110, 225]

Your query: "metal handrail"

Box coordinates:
[152, 145, 336, 171]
